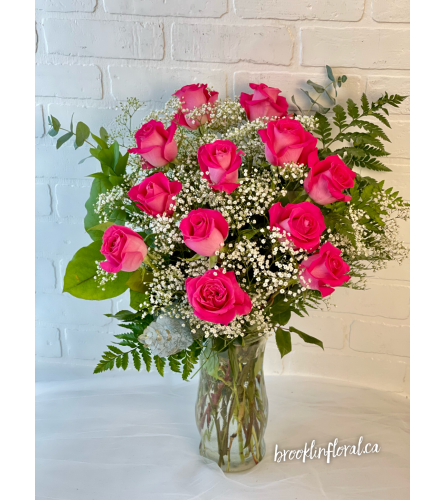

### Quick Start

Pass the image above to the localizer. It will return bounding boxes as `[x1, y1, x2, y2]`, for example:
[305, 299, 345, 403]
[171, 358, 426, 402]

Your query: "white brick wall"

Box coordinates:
[35, 0, 409, 395]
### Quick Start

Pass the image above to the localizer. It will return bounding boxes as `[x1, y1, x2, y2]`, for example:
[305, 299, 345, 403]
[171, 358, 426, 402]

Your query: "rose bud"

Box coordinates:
[173, 84, 218, 130]
[185, 269, 252, 325]
[128, 120, 178, 169]
[240, 83, 288, 121]
[100, 225, 147, 273]
[128, 172, 182, 217]
[258, 118, 317, 167]
[197, 140, 244, 194]
[179, 209, 229, 257]
[304, 151, 356, 205]
[299, 241, 350, 297]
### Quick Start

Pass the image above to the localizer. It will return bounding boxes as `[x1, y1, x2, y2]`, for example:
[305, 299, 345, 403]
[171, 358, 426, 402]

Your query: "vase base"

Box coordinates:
[199, 441, 265, 473]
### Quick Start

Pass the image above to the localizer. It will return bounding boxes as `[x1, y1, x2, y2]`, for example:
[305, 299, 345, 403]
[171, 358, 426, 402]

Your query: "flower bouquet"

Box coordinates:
[48, 65, 409, 472]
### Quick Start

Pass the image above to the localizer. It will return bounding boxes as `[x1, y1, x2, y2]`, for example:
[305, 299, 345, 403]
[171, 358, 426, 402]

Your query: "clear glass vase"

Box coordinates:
[195, 335, 268, 472]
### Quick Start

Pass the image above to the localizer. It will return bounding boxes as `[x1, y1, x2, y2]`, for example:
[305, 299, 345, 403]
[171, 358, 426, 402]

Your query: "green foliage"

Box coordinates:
[313, 113, 332, 149]
[292, 65, 348, 115]
[56, 132, 74, 149]
[86, 221, 114, 234]
[47, 116, 130, 240]
[105, 309, 142, 321]
[168, 355, 182, 373]
[76, 122, 90, 147]
[63, 241, 131, 300]
[275, 328, 292, 358]
[314, 91, 407, 170]
[154, 355, 166, 376]
[84, 178, 112, 241]
[94, 317, 159, 375]
[289, 326, 324, 350]
[47, 115, 60, 136]
[130, 290, 148, 310]
[177, 340, 203, 381]
[126, 268, 153, 293]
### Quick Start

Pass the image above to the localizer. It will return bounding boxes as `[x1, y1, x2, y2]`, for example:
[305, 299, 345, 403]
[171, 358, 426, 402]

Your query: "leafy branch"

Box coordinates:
[312, 92, 407, 171]
[292, 65, 347, 115]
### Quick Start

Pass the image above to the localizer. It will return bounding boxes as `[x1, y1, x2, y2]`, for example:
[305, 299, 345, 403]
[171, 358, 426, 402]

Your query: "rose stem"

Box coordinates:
[252, 426, 260, 460]
[226, 432, 237, 472]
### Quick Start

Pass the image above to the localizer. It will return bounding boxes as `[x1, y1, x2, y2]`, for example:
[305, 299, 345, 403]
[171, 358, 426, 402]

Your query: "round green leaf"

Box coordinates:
[63, 241, 131, 300]
[76, 121, 90, 147]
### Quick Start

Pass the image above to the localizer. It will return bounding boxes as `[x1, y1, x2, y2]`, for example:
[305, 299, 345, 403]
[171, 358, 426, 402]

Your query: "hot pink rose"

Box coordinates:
[258, 118, 317, 167]
[197, 140, 243, 194]
[240, 83, 288, 121]
[304, 151, 356, 205]
[185, 269, 252, 325]
[173, 84, 218, 131]
[100, 225, 147, 273]
[299, 241, 350, 297]
[128, 172, 182, 217]
[269, 201, 326, 252]
[128, 120, 178, 169]
[179, 209, 229, 257]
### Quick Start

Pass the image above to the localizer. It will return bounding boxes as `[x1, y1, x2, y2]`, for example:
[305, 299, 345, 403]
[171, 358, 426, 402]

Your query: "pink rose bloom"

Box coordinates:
[173, 84, 218, 131]
[269, 201, 326, 252]
[128, 120, 178, 169]
[299, 241, 350, 297]
[240, 83, 288, 121]
[100, 225, 147, 273]
[185, 269, 252, 325]
[258, 118, 317, 167]
[197, 140, 244, 194]
[128, 172, 182, 217]
[179, 209, 229, 257]
[304, 151, 357, 205]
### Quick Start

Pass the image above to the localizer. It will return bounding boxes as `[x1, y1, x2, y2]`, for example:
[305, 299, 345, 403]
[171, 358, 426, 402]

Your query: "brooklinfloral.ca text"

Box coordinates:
[274, 436, 380, 464]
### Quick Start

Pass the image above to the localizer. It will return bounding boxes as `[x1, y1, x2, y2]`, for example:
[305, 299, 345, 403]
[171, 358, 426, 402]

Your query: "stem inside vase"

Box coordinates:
[195, 336, 268, 472]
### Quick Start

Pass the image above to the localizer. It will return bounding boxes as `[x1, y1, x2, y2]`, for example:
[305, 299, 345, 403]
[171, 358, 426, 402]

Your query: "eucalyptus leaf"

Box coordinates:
[307, 80, 325, 93]
[78, 155, 93, 165]
[56, 132, 73, 149]
[301, 89, 317, 104]
[326, 65, 335, 82]
[76, 122, 90, 147]
[50, 115, 60, 132]
[291, 95, 303, 114]
[317, 103, 330, 114]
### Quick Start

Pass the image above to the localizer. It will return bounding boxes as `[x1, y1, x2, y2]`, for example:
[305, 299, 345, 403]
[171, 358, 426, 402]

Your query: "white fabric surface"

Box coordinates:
[36, 363, 409, 500]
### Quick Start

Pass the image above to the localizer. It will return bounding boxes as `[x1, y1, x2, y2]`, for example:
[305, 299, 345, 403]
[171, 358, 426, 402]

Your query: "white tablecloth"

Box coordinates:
[36, 363, 409, 500]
